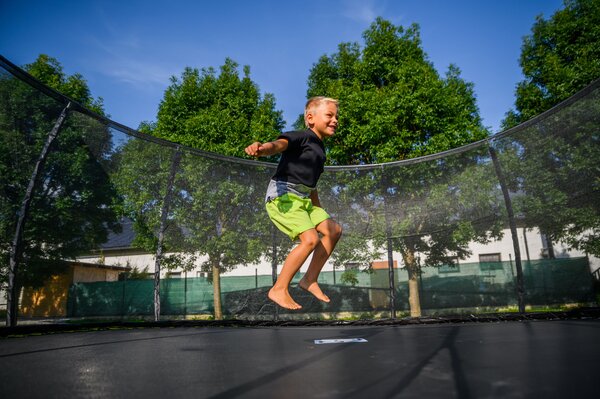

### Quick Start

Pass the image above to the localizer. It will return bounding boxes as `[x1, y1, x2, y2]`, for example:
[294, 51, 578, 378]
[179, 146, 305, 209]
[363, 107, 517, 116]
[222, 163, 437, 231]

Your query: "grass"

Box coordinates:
[496, 303, 587, 313]
[64, 317, 149, 324]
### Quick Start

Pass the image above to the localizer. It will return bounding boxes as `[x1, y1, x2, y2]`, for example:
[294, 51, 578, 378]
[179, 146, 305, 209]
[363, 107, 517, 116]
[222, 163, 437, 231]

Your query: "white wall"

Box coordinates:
[78, 227, 600, 278]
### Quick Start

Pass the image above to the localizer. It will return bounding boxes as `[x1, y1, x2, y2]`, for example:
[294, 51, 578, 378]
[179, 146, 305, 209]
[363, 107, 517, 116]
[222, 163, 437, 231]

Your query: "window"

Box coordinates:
[479, 253, 501, 263]
[479, 253, 503, 271]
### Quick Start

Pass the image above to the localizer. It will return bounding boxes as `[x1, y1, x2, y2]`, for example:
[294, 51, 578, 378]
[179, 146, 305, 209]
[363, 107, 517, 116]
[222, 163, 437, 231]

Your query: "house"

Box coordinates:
[77, 219, 600, 280]
[77, 219, 155, 277]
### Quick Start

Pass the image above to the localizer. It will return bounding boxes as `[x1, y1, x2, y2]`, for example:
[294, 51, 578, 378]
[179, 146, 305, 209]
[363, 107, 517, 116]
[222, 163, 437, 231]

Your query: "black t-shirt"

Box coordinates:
[272, 129, 326, 188]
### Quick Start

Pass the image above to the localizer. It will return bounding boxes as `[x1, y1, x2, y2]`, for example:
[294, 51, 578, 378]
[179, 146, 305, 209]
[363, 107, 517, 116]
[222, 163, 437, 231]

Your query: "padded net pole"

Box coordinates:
[270, 224, 279, 320]
[6, 102, 71, 327]
[383, 193, 397, 319]
[489, 145, 526, 313]
[153, 147, 182, 321]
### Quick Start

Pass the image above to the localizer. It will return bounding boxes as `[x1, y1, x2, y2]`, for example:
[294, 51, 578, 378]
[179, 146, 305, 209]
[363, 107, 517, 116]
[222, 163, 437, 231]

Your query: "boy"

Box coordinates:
[245, 97, 342, 310]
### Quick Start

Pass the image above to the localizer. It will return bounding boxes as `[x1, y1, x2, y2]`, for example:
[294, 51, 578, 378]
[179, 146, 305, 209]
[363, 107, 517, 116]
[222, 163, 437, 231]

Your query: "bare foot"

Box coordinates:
[268, 287, 302, 310]
[299, 278, 330, 303]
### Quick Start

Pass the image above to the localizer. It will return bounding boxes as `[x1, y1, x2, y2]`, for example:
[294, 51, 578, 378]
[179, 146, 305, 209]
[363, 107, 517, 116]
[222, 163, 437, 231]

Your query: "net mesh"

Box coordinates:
[1, 56, 598, 320]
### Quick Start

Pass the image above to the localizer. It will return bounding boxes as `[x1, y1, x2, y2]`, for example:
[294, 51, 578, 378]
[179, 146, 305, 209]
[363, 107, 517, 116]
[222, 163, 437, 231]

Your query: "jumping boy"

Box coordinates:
[244, 97, 342, 310]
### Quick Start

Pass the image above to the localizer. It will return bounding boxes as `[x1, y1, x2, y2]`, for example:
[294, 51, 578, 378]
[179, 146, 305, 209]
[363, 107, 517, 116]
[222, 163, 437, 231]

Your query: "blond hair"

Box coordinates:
[304, 96, 338, 127]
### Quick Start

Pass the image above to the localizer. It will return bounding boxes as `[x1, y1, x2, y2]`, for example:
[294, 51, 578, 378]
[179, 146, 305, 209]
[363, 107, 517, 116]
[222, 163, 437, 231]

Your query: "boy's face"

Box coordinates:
[307, 102, 338, 139]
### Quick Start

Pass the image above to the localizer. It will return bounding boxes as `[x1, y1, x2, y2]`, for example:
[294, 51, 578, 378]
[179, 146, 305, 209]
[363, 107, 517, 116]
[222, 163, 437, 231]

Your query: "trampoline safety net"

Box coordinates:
[1, 55, 599, 321]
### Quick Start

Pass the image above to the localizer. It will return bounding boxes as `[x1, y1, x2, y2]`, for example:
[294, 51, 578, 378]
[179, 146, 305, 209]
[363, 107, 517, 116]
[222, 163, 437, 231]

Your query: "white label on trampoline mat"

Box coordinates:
[314, 338, 368, 344]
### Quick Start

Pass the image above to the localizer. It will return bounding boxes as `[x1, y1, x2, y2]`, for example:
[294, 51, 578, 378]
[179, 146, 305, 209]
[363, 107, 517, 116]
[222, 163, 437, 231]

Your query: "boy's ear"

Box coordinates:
[305, 111, 314, 126]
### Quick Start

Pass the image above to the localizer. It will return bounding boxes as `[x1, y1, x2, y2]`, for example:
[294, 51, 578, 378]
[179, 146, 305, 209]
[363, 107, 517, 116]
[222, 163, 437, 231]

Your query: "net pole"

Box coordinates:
[383, 192, 397, 319]
[153, 147, 182, 321]
[271, 225, 279, 320]
[121, 277, 126, 320]
[386, 235, 396, 318]
[6, 102, 71, 327]
[489, 146, 526, 313]
[184, 270, 188, 317]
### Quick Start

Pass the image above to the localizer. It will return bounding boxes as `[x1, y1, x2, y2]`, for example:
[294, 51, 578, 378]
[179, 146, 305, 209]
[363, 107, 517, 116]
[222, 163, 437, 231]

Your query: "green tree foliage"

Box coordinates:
[122, 59, 286, 318]
[25, 54, 105, 115]
[302, 18, 489, 165]
[500, 0, 600, 258]
[497, 86, 600, 258]
[154, 58, 284, 158]
[121, 265, 151, 280]
[0, 55, 120, 291]
[111, 139, 183, 253]
[503, 0, 600, 128]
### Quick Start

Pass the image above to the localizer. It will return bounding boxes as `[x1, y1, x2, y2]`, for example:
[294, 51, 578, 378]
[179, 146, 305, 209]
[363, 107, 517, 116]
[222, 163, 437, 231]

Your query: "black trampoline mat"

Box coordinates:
[1, 320, 599, 398]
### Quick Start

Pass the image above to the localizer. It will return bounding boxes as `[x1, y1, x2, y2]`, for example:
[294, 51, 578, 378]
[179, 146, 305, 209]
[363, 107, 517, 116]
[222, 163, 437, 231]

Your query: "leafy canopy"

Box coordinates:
[503, 0, 600, 128]
[302, 18, 489, 165]
[154, 58, 284, 158]
[0, 55, 119, 288]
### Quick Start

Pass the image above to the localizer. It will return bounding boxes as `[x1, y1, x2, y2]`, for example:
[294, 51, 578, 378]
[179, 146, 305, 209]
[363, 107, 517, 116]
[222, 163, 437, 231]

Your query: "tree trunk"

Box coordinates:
[401, 247, 422, 317]
[212, 258, 223, 320]
[544, 233, 556, 259]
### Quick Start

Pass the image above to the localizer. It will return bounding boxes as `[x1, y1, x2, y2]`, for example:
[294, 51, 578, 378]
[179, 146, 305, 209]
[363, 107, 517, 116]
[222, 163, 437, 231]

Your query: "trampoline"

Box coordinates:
[2, 53, 600, 398]
[1, 317, 600, 398]
[2, 54, 599, 325]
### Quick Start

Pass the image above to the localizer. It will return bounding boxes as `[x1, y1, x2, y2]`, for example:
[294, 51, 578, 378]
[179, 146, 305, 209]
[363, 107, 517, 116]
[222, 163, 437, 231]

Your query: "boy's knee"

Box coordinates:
[300, 229, 320, 249]
[333, 222, 342, 240]
[323, 220, 342, 240]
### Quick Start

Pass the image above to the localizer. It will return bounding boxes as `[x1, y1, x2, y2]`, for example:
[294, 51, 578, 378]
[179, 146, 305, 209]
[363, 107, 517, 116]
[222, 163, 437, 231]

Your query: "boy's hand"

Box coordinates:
[245, 138, 286, 157]
[245, 142, 263, 157]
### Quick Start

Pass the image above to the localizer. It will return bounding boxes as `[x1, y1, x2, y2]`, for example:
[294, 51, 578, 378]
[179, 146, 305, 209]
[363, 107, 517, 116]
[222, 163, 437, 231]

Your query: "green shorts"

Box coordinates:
[266, 193, 330, 240]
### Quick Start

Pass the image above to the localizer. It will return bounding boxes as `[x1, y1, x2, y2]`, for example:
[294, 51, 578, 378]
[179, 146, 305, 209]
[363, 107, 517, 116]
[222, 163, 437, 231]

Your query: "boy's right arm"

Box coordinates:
[245, 138, 288, 157]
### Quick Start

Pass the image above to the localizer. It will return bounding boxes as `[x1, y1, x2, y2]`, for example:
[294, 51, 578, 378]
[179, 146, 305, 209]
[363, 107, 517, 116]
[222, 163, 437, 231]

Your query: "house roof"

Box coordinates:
[100, 218, 137, 250]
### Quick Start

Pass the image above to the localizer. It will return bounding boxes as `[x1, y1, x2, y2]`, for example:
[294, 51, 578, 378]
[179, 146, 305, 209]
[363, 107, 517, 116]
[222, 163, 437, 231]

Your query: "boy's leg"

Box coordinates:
[269, 228, 320, 310]
[300, 219, 342, 302]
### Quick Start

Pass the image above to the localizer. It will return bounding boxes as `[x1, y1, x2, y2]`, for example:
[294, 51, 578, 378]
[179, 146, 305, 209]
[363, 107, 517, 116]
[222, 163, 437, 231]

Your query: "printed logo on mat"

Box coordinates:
[314, 338, 368, 344]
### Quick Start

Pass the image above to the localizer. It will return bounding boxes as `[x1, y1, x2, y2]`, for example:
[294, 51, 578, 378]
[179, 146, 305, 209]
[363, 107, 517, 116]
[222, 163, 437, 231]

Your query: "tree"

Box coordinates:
[23, 55, 105, 114]
[301, 18, 488, 164]
[302, 18, 494, 316]
[0, 55, 120, 323]
[146, 59, 286, 319]
[503, 0, 600, 128]
[155, 58, 284, 158]
[500, 0, 600, 258]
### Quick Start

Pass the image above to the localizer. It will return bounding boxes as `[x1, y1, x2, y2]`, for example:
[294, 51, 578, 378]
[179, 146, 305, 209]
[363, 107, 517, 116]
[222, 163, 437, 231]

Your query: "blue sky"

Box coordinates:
[1, 0, 564, 133]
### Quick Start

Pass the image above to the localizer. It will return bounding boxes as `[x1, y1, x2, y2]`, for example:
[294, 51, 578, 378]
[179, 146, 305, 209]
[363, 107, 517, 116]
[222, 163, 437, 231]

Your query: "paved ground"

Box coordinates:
[1, 319, 599, 398]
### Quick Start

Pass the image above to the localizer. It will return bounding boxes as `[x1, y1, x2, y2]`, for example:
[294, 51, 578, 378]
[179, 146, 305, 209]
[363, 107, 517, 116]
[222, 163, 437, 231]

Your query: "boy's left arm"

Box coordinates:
[310, 189, 322, 208]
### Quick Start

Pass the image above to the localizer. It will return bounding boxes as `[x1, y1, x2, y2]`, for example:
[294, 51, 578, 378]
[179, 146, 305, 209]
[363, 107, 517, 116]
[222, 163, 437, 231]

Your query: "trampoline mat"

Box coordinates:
[1, 319, 599, 398]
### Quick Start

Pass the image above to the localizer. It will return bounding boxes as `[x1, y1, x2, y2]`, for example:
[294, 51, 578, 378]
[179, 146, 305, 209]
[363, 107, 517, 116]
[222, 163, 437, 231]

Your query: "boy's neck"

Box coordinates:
[308, 127, 323, 141]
